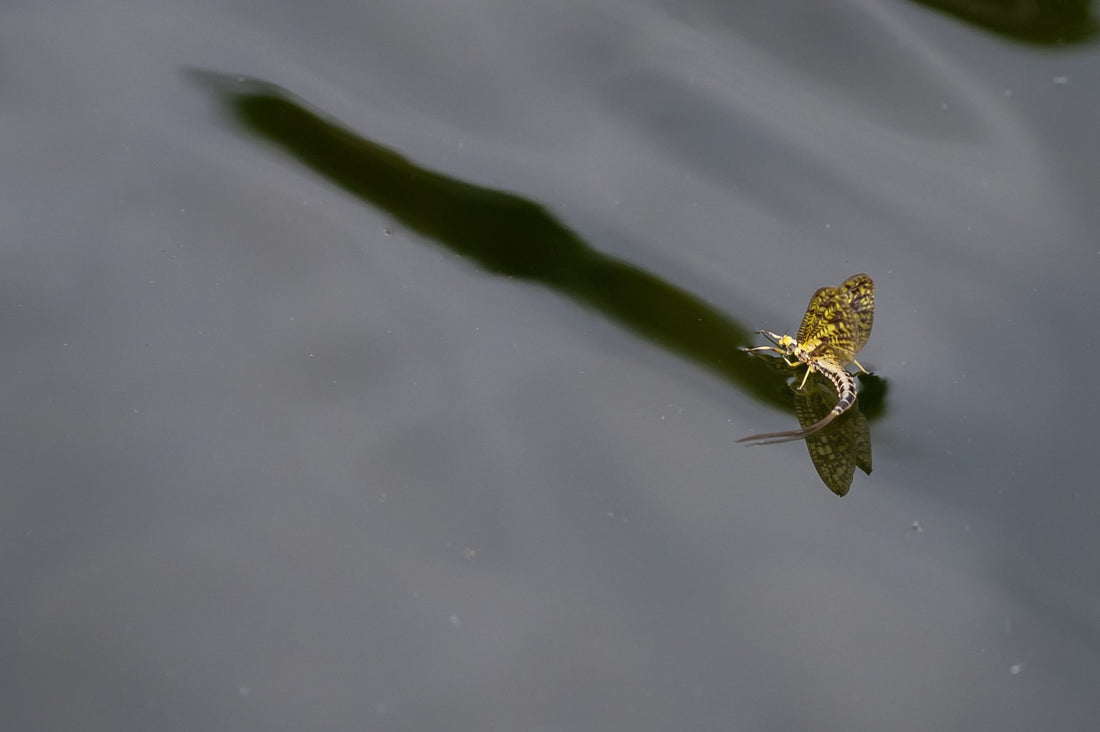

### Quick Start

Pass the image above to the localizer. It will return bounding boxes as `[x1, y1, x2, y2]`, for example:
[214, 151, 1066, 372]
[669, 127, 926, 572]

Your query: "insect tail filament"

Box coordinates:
[736, 364, 856, 446]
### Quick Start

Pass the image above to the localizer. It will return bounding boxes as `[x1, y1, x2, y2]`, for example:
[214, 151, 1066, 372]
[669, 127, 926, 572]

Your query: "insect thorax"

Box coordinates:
[777, 335, 812, 365]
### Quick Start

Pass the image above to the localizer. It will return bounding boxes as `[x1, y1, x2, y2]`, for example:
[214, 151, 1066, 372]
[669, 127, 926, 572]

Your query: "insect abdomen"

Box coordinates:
[819, 364, 857, 417]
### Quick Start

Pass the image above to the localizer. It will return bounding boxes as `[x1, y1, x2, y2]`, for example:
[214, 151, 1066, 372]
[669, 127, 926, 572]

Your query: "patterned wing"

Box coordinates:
[838, 274, 875, 354]
[795, 284, 858, 365]
[794, 375, 871, 496]
[795, 286, 833, 346]
[853, 405, 873, 477]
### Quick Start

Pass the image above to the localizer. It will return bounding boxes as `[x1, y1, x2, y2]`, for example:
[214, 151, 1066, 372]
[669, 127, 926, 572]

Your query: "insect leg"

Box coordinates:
[740, 345, 785, 356]
[795, 365, 815, 390]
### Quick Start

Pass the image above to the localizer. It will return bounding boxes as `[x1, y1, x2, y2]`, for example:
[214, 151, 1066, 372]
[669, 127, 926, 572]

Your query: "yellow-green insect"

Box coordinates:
[738, 273, 875, 445]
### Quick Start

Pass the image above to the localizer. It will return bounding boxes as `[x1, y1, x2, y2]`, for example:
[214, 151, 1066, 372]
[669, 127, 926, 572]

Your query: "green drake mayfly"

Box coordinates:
[738, 274, 875, 446]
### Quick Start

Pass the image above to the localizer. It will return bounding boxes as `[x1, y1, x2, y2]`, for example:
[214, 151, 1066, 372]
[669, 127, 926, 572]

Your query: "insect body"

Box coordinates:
[738, 273, 875, 445]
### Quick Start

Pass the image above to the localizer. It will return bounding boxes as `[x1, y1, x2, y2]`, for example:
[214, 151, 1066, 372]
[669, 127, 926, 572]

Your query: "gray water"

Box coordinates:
[3, 2, 1099, 730]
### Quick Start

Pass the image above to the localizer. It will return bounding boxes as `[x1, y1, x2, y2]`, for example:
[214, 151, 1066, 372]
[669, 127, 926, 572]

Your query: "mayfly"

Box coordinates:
[738, 274, 875, 445]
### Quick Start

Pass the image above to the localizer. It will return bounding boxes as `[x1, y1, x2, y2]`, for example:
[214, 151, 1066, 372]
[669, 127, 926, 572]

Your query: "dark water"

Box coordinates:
[3, 1, 1099, 729]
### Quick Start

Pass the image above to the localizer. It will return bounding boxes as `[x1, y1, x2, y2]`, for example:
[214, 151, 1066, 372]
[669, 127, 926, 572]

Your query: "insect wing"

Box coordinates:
[838, 274, 875, 353]
[795, 286, 832, 345]
[799, 287, 857, 365]
[794, 374, 872, 496]
[794, 378, 855, 496]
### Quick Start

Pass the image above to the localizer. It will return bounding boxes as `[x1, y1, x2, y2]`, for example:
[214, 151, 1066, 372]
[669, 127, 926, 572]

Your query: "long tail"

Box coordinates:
[736, 409, 842, 445]
[737, 365, 856, 446]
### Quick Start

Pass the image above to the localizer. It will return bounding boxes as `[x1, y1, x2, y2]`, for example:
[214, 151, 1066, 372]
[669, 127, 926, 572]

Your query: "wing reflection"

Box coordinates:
[792, 373, 872, 497]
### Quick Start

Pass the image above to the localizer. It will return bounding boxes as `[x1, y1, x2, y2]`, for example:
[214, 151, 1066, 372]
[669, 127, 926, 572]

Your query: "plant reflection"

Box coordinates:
[192, 71, 886, 496]
[908, 0, 1096, 44]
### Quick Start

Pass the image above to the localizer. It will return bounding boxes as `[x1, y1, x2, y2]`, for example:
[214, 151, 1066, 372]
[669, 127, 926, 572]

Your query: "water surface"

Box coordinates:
[3, 1, 1099, 729]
